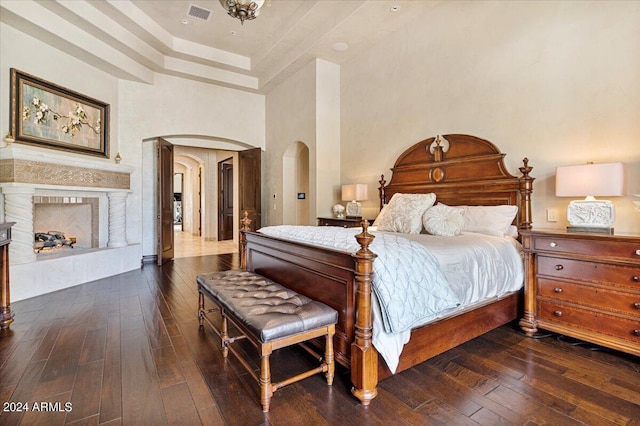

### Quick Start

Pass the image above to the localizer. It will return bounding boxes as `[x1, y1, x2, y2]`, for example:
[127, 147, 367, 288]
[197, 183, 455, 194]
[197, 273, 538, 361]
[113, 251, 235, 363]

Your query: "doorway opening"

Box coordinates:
[283, 141, 310, 225]
[174, 173, 183, 231]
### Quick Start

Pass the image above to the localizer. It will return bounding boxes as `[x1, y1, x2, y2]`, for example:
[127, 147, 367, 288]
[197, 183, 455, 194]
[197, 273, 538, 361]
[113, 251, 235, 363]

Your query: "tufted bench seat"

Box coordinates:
[197, 270, 337, 412]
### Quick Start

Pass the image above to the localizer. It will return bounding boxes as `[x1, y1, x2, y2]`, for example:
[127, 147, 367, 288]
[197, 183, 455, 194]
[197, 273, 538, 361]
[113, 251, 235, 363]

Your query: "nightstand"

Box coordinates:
[519, 229, 640, 356]
[317, 217, 370, 228]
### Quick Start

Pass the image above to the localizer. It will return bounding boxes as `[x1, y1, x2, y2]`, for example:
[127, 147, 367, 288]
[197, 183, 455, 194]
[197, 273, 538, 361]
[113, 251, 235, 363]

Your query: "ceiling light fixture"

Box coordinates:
[219, 0, 265, 25]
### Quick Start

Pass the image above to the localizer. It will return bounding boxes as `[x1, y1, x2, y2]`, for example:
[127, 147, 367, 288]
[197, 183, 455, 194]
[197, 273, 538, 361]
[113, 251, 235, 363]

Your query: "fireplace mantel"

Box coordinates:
[0, 145, 133, 192]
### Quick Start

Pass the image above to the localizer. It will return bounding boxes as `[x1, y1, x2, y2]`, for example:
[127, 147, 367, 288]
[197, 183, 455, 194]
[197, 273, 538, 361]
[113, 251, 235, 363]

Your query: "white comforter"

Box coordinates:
[257, 226, 523, 373]
[373, 231, 523, 372]
[258, 226, 460, 333]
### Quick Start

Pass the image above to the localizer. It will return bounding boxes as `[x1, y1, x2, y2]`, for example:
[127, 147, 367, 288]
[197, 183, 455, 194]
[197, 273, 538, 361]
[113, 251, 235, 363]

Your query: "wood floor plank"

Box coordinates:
[159, 382, 202, 426]
[30, 318, 66, 363]
[152, 345, 184, 389]
[79, 327, 107, 365]
[99, 332, 122, 425]
[66, 359, 103, 423]
[120, 316, 167, 425]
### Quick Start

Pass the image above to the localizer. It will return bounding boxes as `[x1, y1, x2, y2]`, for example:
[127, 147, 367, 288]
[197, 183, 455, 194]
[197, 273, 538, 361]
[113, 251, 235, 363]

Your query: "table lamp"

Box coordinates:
[555, 162, 624, 234]
[341, 184, 368, 218]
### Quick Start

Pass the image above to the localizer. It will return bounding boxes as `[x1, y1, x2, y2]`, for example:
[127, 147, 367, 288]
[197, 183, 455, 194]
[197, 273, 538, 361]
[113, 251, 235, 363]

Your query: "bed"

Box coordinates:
[239, 134, 534, 405]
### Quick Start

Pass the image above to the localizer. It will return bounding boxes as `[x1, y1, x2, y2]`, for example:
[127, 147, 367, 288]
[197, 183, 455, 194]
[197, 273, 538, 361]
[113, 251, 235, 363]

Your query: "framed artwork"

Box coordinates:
[10, 68, 109, 158]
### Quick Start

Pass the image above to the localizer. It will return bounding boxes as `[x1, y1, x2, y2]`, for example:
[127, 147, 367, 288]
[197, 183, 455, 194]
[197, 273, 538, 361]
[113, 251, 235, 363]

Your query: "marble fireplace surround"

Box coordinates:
[0, 146, 138, 301]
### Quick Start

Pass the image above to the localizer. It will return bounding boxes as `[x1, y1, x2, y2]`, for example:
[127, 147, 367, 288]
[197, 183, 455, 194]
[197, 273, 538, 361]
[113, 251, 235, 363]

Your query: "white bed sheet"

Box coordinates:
[372, 230, 524, 373]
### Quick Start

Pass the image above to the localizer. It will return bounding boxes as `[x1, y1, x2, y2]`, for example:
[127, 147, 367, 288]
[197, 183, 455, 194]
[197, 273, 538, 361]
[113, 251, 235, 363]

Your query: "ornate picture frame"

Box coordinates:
[10, 68, 109, 158]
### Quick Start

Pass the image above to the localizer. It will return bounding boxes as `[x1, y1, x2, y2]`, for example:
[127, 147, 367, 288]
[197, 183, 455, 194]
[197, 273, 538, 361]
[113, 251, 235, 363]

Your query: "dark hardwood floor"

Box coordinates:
[1, 254, 638, 425]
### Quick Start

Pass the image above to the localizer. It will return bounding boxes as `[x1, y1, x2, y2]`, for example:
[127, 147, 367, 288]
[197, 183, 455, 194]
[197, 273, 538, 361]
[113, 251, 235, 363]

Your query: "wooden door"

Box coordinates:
[239, 148, 261, 230]
[157, 138, 174, 265]
[218, 159, 233, 240]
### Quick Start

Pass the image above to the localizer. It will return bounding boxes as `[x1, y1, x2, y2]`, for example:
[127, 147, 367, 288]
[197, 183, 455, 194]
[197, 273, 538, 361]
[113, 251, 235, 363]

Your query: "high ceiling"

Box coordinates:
[1, 0, 443, 93]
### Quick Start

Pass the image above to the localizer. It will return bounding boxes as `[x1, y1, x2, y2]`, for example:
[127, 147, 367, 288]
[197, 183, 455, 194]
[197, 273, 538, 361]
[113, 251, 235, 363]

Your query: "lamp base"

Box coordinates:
[566, 226, 614, 235]
[346, 201, 361, 218]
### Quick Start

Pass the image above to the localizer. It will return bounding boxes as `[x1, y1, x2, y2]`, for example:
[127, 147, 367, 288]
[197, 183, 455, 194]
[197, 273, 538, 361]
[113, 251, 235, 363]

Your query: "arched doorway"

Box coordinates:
[283, 141, 310, 225]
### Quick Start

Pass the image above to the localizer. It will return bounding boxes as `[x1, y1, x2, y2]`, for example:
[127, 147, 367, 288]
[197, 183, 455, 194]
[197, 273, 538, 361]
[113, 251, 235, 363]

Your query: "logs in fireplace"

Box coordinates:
[34, 231, 75, 253]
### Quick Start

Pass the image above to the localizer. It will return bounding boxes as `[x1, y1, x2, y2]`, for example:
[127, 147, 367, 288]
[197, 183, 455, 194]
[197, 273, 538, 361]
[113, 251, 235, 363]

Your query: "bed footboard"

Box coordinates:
[239, 212, 379, 405]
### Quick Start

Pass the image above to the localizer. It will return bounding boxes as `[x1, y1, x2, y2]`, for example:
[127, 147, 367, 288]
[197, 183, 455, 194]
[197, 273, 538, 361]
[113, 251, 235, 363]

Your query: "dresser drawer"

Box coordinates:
[533, 236, 640, 262]
[538, 300, 640, 343]
[537, 278, 640, 316]
[537, 256, 640, 287]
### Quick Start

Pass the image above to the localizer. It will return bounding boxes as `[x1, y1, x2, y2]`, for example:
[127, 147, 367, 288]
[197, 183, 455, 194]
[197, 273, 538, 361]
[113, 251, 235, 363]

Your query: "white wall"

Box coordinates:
[265, 59, 341, 226]
[339, 1, 640, 233]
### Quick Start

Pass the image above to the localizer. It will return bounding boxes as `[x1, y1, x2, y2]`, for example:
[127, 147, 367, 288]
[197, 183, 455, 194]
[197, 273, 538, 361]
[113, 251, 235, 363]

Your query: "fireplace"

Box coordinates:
[34, 196, 99, 253]
[0, 145, 138, 301]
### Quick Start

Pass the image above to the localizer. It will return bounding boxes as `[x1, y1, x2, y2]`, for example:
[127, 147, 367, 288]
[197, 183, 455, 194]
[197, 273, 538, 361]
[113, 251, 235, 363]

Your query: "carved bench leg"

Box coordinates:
[198, 292, 204, 326]
[221, 309, 229, 358]
[325, 325, 335, 386]
[259, 351, 273, 412]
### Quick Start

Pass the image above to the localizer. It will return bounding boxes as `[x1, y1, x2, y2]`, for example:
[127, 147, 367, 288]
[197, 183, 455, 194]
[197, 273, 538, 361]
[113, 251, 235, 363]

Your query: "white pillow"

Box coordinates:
[372, 203, 390, 227]
[377, 193, 437, 234]
[461, 205, 518, 236]
[423, 204, 464, 236]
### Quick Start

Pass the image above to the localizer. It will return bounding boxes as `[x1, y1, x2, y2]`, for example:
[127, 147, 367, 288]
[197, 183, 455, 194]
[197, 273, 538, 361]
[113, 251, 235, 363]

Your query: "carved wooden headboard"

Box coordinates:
[378, 134, 534, 231]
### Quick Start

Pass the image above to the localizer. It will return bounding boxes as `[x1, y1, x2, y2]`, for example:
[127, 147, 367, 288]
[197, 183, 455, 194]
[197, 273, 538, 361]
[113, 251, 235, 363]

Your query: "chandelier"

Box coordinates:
[219, 0, 265, 24]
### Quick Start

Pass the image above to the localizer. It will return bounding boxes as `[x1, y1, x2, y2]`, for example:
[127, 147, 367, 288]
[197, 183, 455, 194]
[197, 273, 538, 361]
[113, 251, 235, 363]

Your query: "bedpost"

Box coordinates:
[518, 158, 534, 231]
[351, 220, 378, 405]
[378, 175, 386, 210]
[240, 211, 252, 270]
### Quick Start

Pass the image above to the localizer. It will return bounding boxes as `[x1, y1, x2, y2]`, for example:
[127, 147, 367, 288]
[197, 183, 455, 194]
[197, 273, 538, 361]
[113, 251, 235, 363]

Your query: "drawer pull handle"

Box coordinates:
[634, 330, 640, 337]
[634, 302, 640, 309]
[554, 287, 563, 293]
[550, 242, 557, 248]
[636, 249, 640, 256]
[633, 276, 640, 282]
[554, 310, 563, 317]
[555, 265, 564, 271]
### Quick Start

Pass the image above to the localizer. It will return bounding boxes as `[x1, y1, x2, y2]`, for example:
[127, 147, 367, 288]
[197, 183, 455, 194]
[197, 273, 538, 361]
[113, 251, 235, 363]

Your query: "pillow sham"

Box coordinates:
[461, 205, 518, 236]
[377, 193, 436, 234]
[422, 203, 464, 236]
[372, 203, 390, 227]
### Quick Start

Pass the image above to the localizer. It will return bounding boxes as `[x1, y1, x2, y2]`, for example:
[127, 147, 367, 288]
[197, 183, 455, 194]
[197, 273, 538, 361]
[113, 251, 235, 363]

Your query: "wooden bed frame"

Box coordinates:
[239, 134, 534, 405]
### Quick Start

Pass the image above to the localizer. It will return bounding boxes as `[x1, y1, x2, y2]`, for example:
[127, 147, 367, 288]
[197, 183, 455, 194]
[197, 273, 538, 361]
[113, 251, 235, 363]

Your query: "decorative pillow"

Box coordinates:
[461, 205, 518, 236]
[422, 204, 464, 236]
[377, 193, 436, 234]
[372, 203, 390, 227]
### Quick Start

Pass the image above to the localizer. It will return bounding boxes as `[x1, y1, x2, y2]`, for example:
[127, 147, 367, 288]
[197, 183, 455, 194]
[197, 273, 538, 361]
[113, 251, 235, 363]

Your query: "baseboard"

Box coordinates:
[141, 255, 157, 265]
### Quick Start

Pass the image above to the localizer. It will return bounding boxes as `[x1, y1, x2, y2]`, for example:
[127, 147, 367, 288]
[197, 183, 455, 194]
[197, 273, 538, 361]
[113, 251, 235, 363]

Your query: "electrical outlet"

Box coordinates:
[546, 208, 558, 222]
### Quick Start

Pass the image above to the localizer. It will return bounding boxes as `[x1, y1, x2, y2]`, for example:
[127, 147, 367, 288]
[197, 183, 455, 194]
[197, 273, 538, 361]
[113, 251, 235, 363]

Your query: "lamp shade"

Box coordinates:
[341, 184, 368, 201]
[556, 162, 625, 197]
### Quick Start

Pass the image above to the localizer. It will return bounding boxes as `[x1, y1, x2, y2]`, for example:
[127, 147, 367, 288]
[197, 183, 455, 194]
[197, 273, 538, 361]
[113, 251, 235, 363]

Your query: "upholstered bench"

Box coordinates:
[196, 270, 338, 412]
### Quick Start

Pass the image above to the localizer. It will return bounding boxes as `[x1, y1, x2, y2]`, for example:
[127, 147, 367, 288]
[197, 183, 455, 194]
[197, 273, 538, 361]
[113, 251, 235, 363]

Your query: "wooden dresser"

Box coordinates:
[519, 229, 640, 356]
